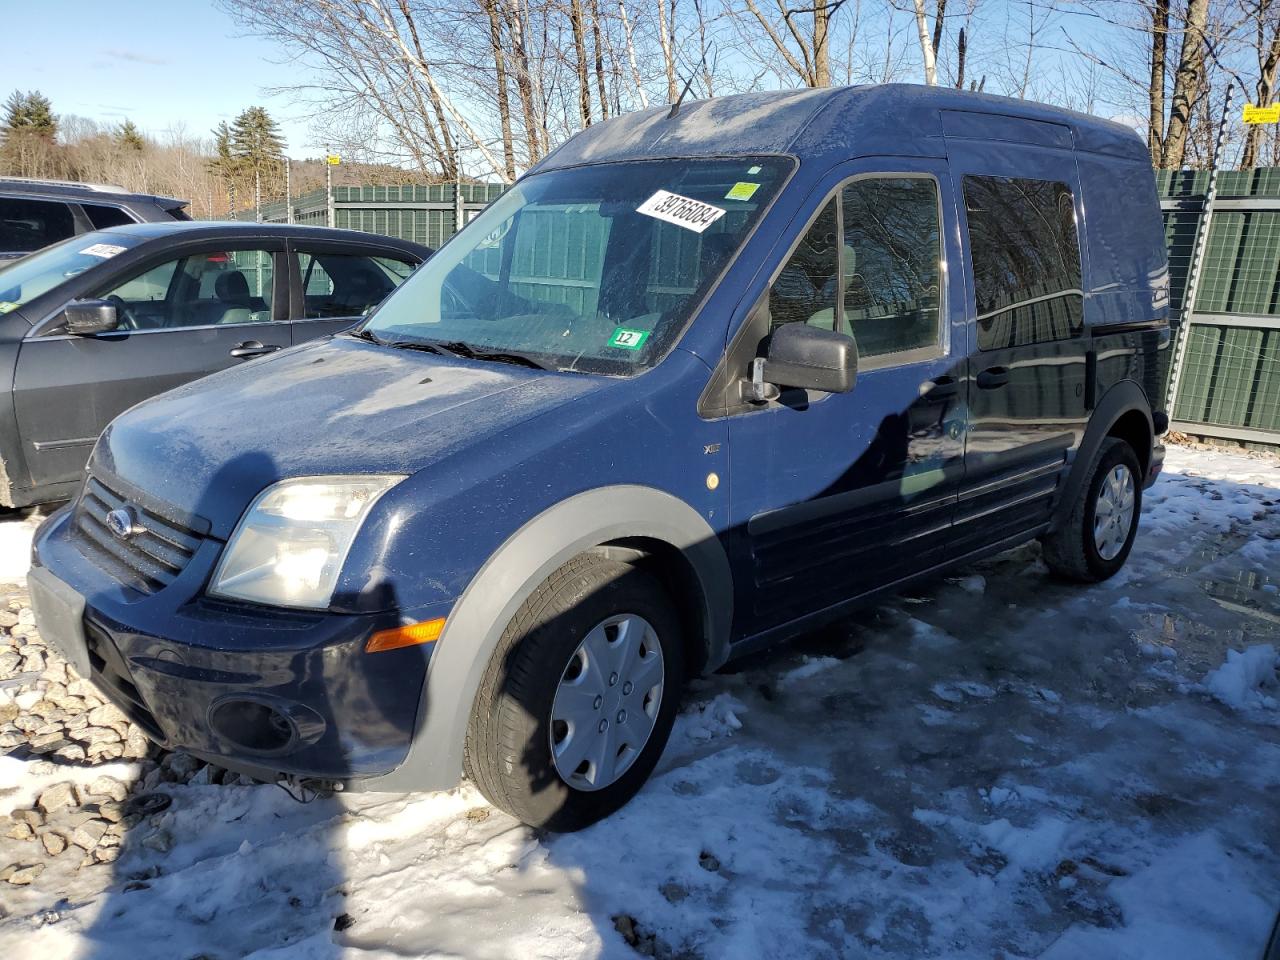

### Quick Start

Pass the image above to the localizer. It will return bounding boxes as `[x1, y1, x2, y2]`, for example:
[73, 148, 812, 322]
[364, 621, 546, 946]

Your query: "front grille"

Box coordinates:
[74, 475, 205, 594]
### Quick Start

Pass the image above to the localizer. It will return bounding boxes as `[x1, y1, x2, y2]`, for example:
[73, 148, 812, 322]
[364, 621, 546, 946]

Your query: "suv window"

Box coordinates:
[0, 197, 76, 253]
[841, 178, 942, 358]
[298, 251, 413, 319]
[81, 203, 136, 230]
[98, 250, 275, 329]
[963, 175, 1083, 351]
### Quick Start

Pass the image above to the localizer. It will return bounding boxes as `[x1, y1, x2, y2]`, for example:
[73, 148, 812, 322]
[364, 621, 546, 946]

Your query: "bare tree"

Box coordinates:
[1240, 0, 1280, 167]
[911, 0, 938, 83]
[1162, 0, 1211, 166]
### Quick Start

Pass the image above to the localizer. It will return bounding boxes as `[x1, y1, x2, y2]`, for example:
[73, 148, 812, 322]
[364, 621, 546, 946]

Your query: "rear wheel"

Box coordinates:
[1041, 437, 1142, 582]
[464, 554, 684, 831]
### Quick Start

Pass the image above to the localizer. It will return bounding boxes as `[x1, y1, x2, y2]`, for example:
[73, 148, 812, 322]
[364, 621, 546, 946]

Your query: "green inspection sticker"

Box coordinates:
[725, 181, 760, 201]
[0, 302, 16, 315]
[608, 327, 650, 350]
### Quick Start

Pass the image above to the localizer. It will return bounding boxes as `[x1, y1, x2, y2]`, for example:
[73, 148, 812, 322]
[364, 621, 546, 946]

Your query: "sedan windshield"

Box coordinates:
[0, 232, 141, 315]
[360, 157, 791, 375]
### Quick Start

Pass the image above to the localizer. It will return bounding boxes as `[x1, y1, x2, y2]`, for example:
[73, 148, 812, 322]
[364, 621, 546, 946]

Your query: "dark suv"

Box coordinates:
[31, 85, 1170, 831]
[0, 178, 190, 261]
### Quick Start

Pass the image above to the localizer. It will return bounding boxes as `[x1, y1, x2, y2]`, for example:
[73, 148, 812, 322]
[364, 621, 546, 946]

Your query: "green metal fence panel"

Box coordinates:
[1252, 330, 1280, 432]
[1162, 167, 1280, 446]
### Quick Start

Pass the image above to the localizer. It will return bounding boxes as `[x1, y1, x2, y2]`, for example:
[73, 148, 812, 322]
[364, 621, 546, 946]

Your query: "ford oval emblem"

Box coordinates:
[105, 507, 137, 539]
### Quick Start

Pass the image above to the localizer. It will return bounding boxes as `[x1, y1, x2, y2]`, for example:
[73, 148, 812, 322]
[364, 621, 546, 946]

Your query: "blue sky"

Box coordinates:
[4, 1, 316, 155]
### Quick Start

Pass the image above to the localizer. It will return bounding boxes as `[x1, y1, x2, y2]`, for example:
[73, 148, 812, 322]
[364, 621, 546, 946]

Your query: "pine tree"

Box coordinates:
[2, 90, 57, 139]
[115, 119, 145, 152]
[230, 107, 284, 174]
[207, 121, 240, 215]
[230, 107, 285, 219]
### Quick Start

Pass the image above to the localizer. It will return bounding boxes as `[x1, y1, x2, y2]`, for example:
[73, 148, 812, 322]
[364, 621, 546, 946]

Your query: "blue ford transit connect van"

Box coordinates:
[30, 85, 1169, 829]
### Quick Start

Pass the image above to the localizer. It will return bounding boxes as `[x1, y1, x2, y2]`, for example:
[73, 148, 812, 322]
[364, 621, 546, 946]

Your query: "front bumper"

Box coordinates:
[32, 504, 447, 787]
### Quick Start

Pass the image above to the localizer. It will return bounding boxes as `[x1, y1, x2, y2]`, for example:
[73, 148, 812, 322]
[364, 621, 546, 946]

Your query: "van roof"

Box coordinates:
[534, 83, 1148, 173]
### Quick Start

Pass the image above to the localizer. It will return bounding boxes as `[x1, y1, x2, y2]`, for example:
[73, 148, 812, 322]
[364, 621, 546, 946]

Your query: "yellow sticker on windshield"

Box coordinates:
[0, 302, 16, 314]
[725, 181, 760, 201]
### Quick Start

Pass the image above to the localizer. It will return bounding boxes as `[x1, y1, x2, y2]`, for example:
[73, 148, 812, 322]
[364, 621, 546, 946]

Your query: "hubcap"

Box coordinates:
[549, 613, 665, 792]
[1093, 463, 1136, 561]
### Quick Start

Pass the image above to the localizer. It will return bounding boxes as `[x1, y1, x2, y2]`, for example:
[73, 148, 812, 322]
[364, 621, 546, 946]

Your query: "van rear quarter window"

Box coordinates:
[963, 175, 1083, 350]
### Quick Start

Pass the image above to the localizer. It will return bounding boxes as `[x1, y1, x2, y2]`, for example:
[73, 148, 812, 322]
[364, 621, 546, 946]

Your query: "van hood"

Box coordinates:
[93, 337, 602, 537]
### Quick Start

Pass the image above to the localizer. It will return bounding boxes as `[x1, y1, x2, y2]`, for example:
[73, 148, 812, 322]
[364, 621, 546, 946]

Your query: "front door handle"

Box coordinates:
[976, 365, 1010, 389]
[918, 375, 958, 402]
[230, 340, 282, 359]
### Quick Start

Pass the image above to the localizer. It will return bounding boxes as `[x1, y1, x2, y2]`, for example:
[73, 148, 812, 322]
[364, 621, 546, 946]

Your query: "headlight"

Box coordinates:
[209, 475, 405, 609]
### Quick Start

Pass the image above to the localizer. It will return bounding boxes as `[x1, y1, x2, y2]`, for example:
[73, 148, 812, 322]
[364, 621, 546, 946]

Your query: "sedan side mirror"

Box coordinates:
[63, 299, 120, 336]
[747, 322, 858, 401]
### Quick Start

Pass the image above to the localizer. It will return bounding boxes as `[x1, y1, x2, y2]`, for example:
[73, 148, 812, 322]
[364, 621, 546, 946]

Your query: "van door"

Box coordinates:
[945, 131, 1090, 556]
[724, 160, 968, 639]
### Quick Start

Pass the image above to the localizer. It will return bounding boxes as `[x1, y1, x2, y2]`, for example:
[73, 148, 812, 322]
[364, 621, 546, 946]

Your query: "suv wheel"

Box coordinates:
[464, 554, 684, 831]
[1042, 437, 1143, 582]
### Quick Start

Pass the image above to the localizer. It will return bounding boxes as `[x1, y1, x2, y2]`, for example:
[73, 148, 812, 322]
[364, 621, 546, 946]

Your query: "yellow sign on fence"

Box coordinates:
[1243, 104, 1280, 124]
[326, 154, 342, 165]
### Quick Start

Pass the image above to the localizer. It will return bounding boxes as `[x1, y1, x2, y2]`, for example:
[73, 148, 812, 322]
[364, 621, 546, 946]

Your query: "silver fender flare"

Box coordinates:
[364, 484, 733, 792]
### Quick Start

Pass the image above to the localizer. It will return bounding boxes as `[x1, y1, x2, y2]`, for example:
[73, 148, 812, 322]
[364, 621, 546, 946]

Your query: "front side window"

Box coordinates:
[362, 157, 791, 375]
[96, 249, 275, 329]
[0, 197, 76, 253]
[769, 176, 944, 362]
[963, 175, 1083, 350]
[298, 251, 413, 319]
[769, 198, 838, 331]
[841, 178, 942, 358]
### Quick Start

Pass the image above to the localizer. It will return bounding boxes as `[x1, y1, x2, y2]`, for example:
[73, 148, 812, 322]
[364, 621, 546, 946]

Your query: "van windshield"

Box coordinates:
[360, 157, 791, 375]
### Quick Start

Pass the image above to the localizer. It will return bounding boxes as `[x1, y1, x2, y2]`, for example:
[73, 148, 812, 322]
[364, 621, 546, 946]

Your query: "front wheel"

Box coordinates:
[1041, 437, 1143, 582]
[464, 555, 684, 831]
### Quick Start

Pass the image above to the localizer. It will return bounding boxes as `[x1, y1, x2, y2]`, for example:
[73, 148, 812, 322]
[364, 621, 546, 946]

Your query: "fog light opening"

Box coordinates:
[210, 698, 298, 754]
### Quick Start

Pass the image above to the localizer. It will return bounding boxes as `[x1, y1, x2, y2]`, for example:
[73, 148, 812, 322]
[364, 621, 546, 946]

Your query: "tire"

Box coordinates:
[1041, 437, 1143, 583]
[464, 554, 685, 831]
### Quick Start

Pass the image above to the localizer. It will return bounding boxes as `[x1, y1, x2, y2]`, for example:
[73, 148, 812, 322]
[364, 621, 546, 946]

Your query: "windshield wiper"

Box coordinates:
[347, 327, 387, 346]
[431, 340, 554, 371]
[351, 332, 552, 370]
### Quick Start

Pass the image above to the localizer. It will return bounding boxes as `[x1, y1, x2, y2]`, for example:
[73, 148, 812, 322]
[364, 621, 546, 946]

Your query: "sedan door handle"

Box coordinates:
[976, 365, 1010, 389]
[230, 341, 282, 359]
[918, 375, 958, 402]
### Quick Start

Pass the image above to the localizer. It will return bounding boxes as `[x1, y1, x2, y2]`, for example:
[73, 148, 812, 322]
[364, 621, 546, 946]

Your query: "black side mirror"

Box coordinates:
[63, 299, 119, 336]
[754, 322, 858, 397]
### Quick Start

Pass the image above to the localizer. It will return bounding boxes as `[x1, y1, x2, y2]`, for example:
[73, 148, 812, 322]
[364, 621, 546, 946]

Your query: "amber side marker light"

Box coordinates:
[366, 617, 446, 653]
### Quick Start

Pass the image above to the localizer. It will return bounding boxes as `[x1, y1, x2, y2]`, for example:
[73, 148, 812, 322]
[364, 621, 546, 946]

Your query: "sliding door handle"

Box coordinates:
[976, 366, 1010, 389]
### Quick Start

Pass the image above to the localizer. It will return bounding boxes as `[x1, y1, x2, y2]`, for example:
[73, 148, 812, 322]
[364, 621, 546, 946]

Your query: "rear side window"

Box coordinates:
[81, 203, 136, 229]
[963, 175, 1083, 350]
[298, 251, 412, 319]
[0, 197, 76, 253]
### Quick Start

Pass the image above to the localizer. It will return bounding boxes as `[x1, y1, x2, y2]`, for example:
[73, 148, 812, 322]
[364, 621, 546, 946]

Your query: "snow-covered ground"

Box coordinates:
[2, 443, 1279, 959]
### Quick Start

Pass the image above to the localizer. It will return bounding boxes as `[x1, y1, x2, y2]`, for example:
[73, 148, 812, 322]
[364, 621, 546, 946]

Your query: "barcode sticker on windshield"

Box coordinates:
[79, 243, 128, 259]
[637, 190, 726, 234]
